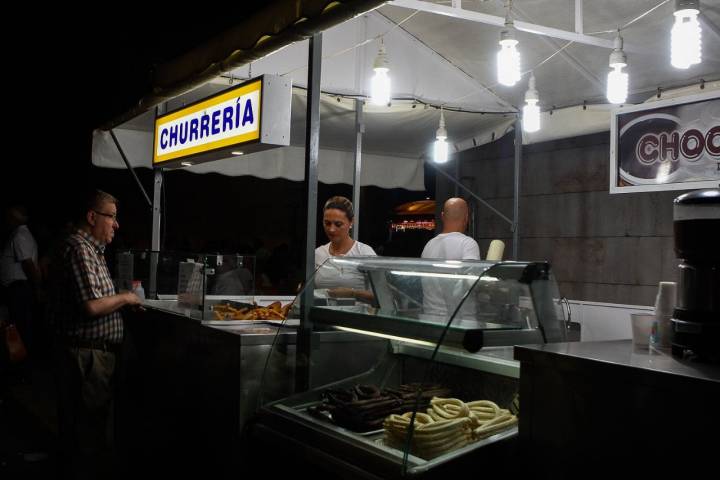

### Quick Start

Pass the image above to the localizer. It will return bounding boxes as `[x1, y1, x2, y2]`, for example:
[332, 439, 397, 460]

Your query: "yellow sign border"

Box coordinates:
[153, 80, 262, 164]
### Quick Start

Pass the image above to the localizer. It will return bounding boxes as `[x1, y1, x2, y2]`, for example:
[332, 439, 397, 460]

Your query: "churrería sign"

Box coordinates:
[610, 91, 720, 194]
[153, 75, 291, 168]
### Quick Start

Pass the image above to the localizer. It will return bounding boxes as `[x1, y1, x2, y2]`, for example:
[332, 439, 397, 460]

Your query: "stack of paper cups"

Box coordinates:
[486, 240, 505, 261]
[652, 281, 677, 348]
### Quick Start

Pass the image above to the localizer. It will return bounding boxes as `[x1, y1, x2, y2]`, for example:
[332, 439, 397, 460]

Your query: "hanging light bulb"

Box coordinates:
[497, 4, 521, 87]
[370, 42, 391, 106]
[434, 109, 449, 164]
[671, 0, 702, 69]
[607, 34, 629, 104]
[523, 74, 540, 133]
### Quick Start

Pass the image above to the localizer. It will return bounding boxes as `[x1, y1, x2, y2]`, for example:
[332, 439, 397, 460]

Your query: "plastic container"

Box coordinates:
[132, 280, 145, 300]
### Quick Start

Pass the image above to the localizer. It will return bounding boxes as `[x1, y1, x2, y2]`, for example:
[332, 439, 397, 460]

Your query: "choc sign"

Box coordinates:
[610, 91, 720, 194]
[636, 126, 720, 164]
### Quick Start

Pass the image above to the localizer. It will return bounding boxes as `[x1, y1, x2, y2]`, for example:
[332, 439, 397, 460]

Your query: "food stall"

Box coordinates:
[89, 0, 720, 476]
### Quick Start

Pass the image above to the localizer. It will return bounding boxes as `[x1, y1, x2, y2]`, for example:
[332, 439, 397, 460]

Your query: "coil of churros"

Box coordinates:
[383, 397, 518, 459]
[212, 300, 293, 321]
[307, 383, 451, 433]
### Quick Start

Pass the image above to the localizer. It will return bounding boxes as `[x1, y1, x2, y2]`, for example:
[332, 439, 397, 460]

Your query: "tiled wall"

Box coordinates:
[436, 132, 685, 306]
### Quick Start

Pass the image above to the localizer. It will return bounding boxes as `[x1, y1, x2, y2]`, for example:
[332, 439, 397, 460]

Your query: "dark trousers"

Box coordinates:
[4, 280, 33, 354]
[54, 343, 120, 480]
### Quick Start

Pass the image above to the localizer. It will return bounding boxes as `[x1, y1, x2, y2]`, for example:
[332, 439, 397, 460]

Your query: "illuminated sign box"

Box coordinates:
[610, 90, 720, 194]
[153, 75, 291, 168]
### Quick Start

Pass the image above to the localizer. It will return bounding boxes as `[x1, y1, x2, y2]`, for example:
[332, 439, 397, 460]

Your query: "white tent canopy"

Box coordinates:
[93, 1, 720, 186]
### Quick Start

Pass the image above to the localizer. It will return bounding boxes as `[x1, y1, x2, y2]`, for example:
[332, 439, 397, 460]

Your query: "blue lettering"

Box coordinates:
[189, 119, 199, 142]
[168, 125, 178, 147]
[235, 99, 242, 128]
[160, 129, 168, 149]
[222, 107, 233, 132]
[211, 110, 221, 135]
[200, 114, 210, 139]
[242, 100, 254, 126]
[178, 122, 188, 144]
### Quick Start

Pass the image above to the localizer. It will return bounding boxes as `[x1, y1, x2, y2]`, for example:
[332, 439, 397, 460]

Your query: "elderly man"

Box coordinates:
[50, 190, 141, 479]
[421, 197, 481, 321]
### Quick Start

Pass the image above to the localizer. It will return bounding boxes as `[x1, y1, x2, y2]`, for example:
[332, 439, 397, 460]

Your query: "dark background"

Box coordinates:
[2, 3, 435, 294]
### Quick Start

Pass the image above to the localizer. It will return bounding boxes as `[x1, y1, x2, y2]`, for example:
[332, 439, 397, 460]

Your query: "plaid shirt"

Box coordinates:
[50, 229, 123, 344]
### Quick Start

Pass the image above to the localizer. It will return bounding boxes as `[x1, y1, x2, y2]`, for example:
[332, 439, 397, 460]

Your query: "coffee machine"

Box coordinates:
[671, 188, 720, 361]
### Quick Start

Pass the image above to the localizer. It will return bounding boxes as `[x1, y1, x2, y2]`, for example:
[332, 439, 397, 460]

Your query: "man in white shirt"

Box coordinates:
[421, 198, 480, 261]
[421, 198, 481, 321]
[1, 206, 41, 355]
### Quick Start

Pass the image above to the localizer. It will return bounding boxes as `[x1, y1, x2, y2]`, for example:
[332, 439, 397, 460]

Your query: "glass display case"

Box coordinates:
[113, 250, 283, 322]
[251, 257, 566, 477]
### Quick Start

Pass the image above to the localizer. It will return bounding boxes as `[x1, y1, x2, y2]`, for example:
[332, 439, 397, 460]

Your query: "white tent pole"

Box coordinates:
[512, 4, 605, 95]
[352, 99, 364, 240]
[109, 130, 152, 208]
[575, 0, 583, 34]
[513, 117, 522, 260]
[149, 169, 163, 299]
[297, 33, 323, 393]
[389, 0, 647, 52]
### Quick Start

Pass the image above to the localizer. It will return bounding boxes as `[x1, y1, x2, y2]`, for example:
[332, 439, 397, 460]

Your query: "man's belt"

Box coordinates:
[65, 338, 121, 353]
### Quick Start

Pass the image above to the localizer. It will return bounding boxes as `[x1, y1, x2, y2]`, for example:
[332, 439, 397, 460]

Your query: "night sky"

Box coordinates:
[4, 3, 434, 293]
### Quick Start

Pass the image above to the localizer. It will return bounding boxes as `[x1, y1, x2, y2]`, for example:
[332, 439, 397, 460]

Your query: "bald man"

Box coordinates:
[421, 198, 481, 261]
[421, 198, 480, 321]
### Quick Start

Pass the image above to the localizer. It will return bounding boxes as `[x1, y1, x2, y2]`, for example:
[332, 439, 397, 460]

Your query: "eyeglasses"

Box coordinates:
[93, 210, 118, 221]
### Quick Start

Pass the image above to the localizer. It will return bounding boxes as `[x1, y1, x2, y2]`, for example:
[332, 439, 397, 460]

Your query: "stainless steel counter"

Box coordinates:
[514, 339, 720, 477]
[515, 340, 720, 384]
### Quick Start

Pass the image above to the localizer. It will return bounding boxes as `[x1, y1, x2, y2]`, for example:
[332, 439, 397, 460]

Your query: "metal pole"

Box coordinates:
[148, 103, 166, 299]
[352, 99, 364, 240]
[574, 0, 583, 34]
[453, 158, 459, 197]
[513, 117, 522, 260]
[109, 130, 152, 209]
[297, 33, 322, 393]
[428, 160, 514, 226]
[148, 168, 163, 299]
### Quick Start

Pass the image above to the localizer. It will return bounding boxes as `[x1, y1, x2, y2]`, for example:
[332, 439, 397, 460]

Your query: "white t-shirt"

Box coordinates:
[0, 225, 38, 286]
[314, 241, 376, 290]
[421, 232, 480, 261]
[420, 232, 480, 321]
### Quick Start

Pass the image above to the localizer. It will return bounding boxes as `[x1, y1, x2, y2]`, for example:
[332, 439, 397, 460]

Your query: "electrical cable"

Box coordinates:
[585, 0, 671, 35]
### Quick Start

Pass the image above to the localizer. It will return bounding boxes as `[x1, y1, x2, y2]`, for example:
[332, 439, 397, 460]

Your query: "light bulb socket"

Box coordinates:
[609, 35, 627, 67]
[525, 74, 539, 102]
[373, 44, 389, 71]
[500, 28, 516, 44]
[675, 0, 699, 13]
[436, 110, 447, 139]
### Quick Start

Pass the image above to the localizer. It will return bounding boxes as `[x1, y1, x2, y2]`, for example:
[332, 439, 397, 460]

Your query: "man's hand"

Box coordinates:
[84, 291, 143, 317]
[123, 291, 142, 306]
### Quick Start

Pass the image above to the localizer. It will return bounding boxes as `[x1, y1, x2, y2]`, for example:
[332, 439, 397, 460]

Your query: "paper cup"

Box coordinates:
[654, 281, 677, 317]
[630, 313, 655, 348]
[486, 240, 505, 261]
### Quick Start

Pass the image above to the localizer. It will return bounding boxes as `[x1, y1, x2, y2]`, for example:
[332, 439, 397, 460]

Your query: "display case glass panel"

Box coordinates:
[257, 257, 565, 475]
[114, 250, 269, 321]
